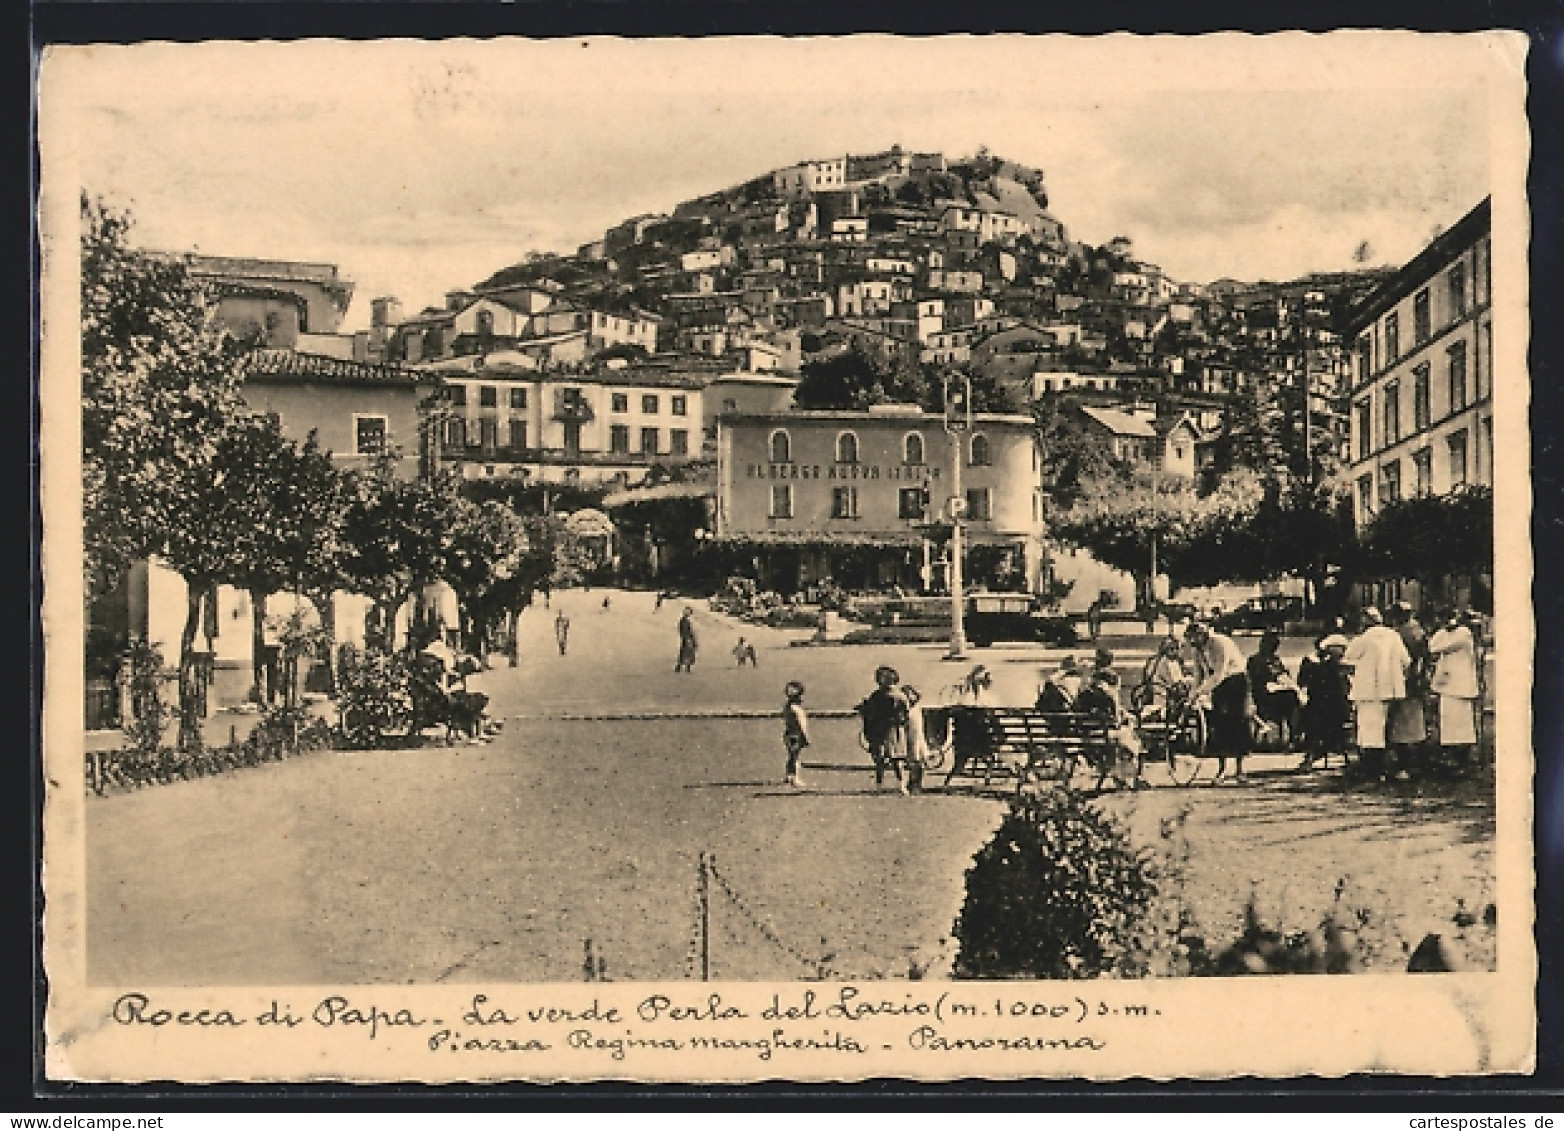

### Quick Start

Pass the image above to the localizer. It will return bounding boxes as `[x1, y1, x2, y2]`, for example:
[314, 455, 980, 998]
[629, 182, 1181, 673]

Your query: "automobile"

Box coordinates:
[1211, 594, 1306, 634]
[965, 593, 1080, 647]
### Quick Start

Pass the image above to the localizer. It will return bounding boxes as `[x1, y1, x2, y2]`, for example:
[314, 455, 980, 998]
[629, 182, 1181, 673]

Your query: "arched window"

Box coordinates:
[903, 432, 925, 465]
[969, 433, 991, 466]
[476, 309, 495, 337]
[836, 431, 860, 464]
[769, 429, 791, 464]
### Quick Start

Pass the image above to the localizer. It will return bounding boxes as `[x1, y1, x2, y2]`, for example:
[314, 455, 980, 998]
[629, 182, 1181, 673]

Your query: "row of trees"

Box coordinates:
[82, 198, 575, 748]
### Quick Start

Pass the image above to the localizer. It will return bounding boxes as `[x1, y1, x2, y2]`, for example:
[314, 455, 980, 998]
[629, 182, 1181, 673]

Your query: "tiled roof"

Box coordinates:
[1079, 405, 1157, 438]
[241, 349, 431, 386]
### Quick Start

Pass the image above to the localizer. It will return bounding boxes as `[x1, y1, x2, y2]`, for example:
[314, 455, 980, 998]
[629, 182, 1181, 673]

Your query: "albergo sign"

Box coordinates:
[745, 463, 942, 482]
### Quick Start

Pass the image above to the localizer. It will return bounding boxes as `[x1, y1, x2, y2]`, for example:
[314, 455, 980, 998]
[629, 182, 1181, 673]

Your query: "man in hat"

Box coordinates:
[1343, 607, 1412, 780]
[1035, 655, 1082, 712]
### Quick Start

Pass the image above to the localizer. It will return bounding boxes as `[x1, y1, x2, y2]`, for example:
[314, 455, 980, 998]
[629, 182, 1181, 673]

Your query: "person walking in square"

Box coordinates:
[857, 665, 911, 793]
[674, 606, 699, 672]
[554, 609, 571, 656]
[1428, 608, 1480, 775]
[733, 636, 758, 667]
[1343, 607, 1411, 781]
[781, 680, 810, 787]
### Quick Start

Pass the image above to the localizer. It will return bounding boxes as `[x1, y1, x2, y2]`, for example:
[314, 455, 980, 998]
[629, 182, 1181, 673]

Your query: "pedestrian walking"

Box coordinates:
[1428, 608, 1480, 775]
[1297, 634, 1352, 769]
[654, 590, 665, 612]
[732, 636, 758, 667]
[554, 609, 571, 656]
[674, 606, 699, 672]
[1342, 607, 1411, 780]
[1184, 621, 1251, 781]
[781, 680, 810, 787]
[1086, 598, 1104, 641]
[602, 594, 612, 611]
[857, 665, 911, 793]
[1387, 601, 1431, 777]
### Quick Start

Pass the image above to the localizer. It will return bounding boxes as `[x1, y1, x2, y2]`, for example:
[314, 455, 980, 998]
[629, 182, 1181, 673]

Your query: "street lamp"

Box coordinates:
[942, 372, 972, 661]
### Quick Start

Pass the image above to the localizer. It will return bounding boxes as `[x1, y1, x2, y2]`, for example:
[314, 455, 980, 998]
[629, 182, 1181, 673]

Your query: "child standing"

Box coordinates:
[782, 681, 810, 787]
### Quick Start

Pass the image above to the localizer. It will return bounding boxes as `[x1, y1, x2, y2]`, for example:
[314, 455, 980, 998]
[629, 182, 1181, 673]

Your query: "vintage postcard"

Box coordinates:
[37, 32, 1535, 1083]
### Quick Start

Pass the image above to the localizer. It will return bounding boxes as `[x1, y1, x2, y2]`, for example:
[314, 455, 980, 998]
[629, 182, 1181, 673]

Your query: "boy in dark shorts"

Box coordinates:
[857, 665, 911, 794]
[782, 681, 809, 787]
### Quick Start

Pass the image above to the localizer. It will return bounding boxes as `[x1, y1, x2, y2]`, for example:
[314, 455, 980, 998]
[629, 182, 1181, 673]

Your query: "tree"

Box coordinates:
[442, 498, 526, 656]
[1032, 401, 1129, 509]
[791, 347, 900, 410]
[1360, 485, 1493, 594]
[82, 196, 251, 747]
[340, 454, 460, 652]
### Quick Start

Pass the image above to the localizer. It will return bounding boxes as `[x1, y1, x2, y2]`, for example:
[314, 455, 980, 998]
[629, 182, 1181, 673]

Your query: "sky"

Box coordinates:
[43, 34, 1500, 332]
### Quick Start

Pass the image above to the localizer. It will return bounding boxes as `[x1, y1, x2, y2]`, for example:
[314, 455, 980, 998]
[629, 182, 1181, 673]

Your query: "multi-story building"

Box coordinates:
[713, 405, 1046, 593]
[432, 366, 706, 486]
[772, 157, 848, 198]
[1344, 198, 1493, 530]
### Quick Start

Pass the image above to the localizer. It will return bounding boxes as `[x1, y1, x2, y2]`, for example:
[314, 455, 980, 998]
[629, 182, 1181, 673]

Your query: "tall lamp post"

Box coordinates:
[943, 372, 972, 661]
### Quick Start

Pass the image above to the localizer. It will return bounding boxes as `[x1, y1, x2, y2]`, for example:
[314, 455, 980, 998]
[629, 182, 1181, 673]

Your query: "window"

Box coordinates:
[1413, 289, 1431, 344]
[610, 425, 630, 453]
[1448, 429, 1469, 487]
[723, 398, 738, 412]
[903, 432, 925, 465]
[476, 310, 494, 337]
[479, 385, 497, 408]
[1357, 333, 1374, 382]
[769, 429, 792, 464]
[1413, 447, 1433, 496]
[1482, 416, 1493, 481]
[450, 384, 467, 407]
[670, 429, 689, 456]
[965, 487, 993, 520]
[1384, 312, 1399, 362]
[1413, 364, 1431, 431]
[671, 395, 687, 416]
[478, 418, 498, 452]
[1355, 399, 1373, 460]
[898, 487, 927, 520]
[640, 427, 659, 454]
[1448, 341, 1468, 411]
[770, 484, 793, 518]
[1357, 473, 1374, 520]
[509, 418, 528, 451]
[1383, 381, 1401, 446]
[642, 394, 659, 414]
[831, 486, 859, 519]
[1378, 461, 1401, 507]
[444, 418, 466, 448]
[969, 433, 991, 466]
[611, 393, 629, 413]
[354, 415, 387, 456]
[835, 431, 860, 464]
[509, 387, 528, 409]
[1449, 263, 1468, 319]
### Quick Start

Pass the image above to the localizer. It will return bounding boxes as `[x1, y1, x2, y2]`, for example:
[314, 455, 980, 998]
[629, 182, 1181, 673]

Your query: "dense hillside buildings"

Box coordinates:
[1344, 198, 1493, 529]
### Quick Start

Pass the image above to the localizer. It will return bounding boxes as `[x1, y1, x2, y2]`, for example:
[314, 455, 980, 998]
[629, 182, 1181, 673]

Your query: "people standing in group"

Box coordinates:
[674, 606, 699, 672]
[1342, 607, 1411, 781]
[1184, 620, 1251, 781]
[1297, 634, 1352, 769]
[1428, 608, 1481, 776]
[1246, 630, 1301, 751]
[781, 680, 810, 788]
[553, 609, 571, 656]
[1386, 601, 1432, 778]
[857, 665, 912, 794]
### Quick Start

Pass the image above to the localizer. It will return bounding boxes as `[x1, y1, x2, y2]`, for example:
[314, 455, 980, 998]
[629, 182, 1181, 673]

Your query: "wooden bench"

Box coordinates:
[937, 706, 1115, 793]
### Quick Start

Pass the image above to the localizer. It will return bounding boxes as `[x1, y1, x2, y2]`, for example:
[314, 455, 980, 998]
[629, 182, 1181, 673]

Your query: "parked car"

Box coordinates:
[1212, 594, 1306, 634]
[965, 593, 1080, 647]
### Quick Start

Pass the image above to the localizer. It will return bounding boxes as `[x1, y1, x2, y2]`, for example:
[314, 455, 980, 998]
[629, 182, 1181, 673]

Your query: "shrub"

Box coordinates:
[335, 645, 412, 748]
[952, 791, 1157, 979]
[121, 639, 175, 756]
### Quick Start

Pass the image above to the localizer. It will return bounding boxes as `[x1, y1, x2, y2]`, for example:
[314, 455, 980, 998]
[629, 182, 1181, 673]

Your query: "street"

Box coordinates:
[86, 589, 1496, 984]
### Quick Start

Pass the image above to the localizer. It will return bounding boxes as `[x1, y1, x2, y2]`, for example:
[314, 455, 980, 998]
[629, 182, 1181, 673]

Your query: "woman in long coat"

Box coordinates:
[1428, 610, 1480, 771]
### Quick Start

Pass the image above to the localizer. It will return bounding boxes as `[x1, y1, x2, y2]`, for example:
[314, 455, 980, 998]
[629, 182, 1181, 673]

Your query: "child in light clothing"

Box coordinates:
[782, 681, 810, 787]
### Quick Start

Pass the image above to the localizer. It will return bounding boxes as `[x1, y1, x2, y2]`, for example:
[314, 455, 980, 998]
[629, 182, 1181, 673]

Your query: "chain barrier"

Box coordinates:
[705, 858, 841, 979]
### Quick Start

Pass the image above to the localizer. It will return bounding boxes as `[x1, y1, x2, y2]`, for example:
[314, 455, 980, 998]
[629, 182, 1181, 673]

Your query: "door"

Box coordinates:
[564, 422, 582, 456]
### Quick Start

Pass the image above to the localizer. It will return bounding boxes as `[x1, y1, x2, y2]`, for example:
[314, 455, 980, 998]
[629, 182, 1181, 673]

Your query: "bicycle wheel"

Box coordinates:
[1166, 707, 1206, 786]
